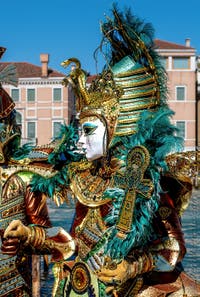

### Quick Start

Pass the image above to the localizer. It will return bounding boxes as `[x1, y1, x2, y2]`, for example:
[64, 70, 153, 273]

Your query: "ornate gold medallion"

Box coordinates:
[70, 262, 91, 294]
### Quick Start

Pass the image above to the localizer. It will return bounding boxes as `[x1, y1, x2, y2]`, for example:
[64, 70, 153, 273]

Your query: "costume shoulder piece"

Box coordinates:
[163, 151, 200, 216]
[10, 123, 84, 206]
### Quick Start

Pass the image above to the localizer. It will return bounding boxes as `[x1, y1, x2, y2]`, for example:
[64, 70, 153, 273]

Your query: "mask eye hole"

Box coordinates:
[83, 123, 98, 136]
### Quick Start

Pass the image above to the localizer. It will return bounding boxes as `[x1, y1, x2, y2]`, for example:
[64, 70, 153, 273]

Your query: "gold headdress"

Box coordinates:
[61, 6, 166, 146]
[61, 58, 122, 146]
[110, 55, 159, 137]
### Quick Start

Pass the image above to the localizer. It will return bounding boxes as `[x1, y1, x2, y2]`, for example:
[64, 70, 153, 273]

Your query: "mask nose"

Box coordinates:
[77, 134, 86, 153]
[78, 134, 86, 145]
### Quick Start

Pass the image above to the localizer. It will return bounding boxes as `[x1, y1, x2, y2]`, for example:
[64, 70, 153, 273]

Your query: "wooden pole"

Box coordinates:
[32, 255, 40, 297]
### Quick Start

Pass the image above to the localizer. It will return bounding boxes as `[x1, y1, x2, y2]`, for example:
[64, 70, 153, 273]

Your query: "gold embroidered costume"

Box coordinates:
[54, 5, 200, 297]
[2, 5, 200, 297]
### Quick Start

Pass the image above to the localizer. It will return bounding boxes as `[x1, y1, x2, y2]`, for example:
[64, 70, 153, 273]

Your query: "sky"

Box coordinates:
[1, 0, 200, 75]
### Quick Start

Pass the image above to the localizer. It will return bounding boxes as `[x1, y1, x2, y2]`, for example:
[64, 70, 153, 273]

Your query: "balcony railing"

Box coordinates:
[21, 138, 38, 146]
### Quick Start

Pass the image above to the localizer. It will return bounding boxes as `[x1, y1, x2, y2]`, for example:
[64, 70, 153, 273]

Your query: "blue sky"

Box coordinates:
[1, 0, 200, 75]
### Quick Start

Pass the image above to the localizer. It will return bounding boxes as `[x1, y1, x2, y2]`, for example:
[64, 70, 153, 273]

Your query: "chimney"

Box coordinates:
[40, 53, 49, 77]
[185, 38, 191, 47]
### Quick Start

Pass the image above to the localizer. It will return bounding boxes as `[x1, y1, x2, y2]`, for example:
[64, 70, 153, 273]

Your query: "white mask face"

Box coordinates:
[78, 118, 107, 161]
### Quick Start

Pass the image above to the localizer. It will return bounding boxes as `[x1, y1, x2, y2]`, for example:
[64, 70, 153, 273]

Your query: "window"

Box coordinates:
[176, 86, 186, 101]
[16, 111, 22, 125]
[53, 88, 61, 102]
[53, 122, 62, 138]
[160, 57, 167, 68]
[27, 122, 36, 138]
[176, 121, 185, 139]
[14, 111, 22, 134]
[27, 89, 35, 102]
[11, 89, 19, 101]
[173, 57, 189, 69]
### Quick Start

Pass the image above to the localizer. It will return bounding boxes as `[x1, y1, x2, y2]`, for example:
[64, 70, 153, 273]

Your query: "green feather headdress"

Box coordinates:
[97, 4, 168, 139]
[62, 4, 169, 148]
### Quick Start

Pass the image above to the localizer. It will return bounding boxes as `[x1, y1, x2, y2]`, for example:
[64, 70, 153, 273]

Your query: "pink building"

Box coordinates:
[197, 56, 200, 148]
[0, 54, 75, 145]
[1, 41, 197, 150]
[155, 39, 197, 151]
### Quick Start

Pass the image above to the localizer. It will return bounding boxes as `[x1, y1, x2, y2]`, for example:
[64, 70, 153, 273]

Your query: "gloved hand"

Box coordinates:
[1, 220, 30, 255]
[3, 219, 29, 241]
[1, 237, 21, 255]
[96, 258, 138, 290]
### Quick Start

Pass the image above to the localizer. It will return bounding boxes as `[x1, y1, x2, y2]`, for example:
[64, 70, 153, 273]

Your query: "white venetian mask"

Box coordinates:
[78, 118, 107, 161]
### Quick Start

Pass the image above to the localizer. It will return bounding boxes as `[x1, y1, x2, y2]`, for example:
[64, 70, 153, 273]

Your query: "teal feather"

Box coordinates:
[48, 184, 54, 198]
[99, 4, 168, 104]
[12, 143, 34, 160]
[30, 124, 84, 200]
[47, 123, 82, 167]
[102, 188, 125, 225]
[103, 108, 181, 259]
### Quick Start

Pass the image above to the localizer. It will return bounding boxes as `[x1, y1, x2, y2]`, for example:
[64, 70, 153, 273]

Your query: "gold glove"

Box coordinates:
[97, 259, 138, 286]
[97, 253, 154, 287]
[3, 219, 46, 249]
[3, 219, 30, 242]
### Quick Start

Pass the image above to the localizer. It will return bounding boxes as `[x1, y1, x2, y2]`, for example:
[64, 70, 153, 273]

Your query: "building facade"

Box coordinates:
[155, 39, 197, 151]
[1, 41, 198, 150]
[197, 56, 200, 149]
[0, 54, 75, 145]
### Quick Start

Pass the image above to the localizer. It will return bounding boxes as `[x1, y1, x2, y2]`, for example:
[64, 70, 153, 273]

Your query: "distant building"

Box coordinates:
[1, 40, 198, 150]
[155, 39, 197, 151]
[0, 54, 75, 145]
[196, 56, 200, 149]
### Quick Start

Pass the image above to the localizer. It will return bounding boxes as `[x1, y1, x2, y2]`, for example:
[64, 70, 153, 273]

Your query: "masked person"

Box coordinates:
[55, 6, 200, 297]
[0, 47, 76, 297]
[3, 6, 200, 297]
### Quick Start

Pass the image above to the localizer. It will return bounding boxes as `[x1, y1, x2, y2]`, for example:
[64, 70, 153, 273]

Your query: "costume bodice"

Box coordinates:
[70, 164, 114, 260]
[0, 167, 29, 297]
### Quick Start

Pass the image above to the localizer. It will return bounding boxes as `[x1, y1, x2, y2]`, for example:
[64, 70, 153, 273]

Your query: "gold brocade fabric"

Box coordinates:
[70, 167, 112, 206]
[69, 159, 118, 205]
[69, 163, 113, 259]
[0, 171, 30, 297]
[164, 151, 200, 216]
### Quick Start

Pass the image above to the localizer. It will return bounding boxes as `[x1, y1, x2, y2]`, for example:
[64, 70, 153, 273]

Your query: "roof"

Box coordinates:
[0, 39, 195, 81]
[0, 62, 64, 78]
[154, 39, 195, 50]
[86, 39, 196, 82]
